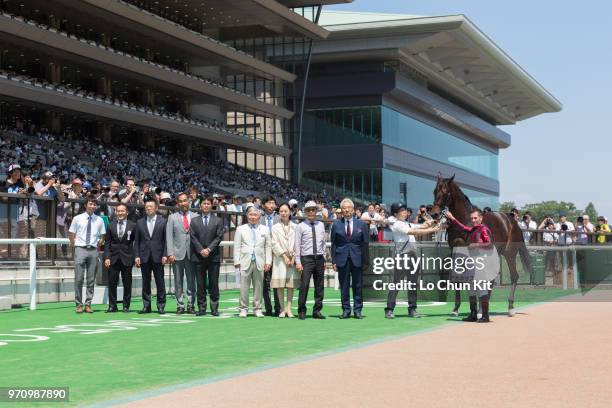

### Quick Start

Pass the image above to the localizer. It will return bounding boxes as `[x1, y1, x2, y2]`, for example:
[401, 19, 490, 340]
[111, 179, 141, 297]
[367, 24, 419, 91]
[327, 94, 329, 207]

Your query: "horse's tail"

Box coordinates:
[518, 241, 534, 284]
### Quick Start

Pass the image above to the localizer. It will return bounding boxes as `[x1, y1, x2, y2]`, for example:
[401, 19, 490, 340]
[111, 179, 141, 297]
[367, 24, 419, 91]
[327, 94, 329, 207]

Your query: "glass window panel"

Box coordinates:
[382, 106, 499, 180]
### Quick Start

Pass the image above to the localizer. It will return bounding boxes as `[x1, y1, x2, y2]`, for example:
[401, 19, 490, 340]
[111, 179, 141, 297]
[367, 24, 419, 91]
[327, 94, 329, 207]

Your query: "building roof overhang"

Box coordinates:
[316, 12, 562, 125]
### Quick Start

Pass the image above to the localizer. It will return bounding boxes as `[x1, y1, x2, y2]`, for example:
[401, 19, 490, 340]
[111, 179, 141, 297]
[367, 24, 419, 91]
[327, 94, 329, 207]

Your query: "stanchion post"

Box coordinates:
[29, 242, 37, 310]
[562, 249, 568, 290]
[572, 248, 579, 289]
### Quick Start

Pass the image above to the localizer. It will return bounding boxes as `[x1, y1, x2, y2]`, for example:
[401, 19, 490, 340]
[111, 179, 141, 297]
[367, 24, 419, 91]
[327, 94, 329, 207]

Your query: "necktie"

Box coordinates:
[346, 219, 352, 238]
[148, 217, 154, 237]
[204, 215, 208, 227]
[182, 213, 189, 232]
[311, 222, 317, 256]
[118, 220, 124, 239]
[86, 215, 92, 246]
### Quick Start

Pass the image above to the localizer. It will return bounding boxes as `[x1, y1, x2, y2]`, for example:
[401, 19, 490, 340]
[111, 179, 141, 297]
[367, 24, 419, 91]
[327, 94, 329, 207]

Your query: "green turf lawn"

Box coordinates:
[0, 287, 575, 408]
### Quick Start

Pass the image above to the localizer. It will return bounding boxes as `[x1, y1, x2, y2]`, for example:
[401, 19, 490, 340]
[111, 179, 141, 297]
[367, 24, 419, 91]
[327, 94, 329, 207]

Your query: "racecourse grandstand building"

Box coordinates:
[299, 11, 561, 209]
[0, 0, 347, 183]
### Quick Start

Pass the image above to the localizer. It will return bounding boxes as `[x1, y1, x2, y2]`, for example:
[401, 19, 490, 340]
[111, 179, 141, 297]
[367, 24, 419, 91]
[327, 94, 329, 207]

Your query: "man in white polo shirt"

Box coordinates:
[68, 197, 106, 313]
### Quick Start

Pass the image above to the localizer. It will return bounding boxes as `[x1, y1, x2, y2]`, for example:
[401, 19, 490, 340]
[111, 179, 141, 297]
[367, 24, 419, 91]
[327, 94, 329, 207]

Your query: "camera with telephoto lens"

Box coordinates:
[561, 224, 569, 231]
[154, 187, 162, 195]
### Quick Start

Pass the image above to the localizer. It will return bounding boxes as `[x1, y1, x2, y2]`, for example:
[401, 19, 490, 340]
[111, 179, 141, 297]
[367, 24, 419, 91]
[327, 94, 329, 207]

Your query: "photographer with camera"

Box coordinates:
[120, 177, 143, 221]
[4, 164, 23, 239]
[31, 171, 64, 257]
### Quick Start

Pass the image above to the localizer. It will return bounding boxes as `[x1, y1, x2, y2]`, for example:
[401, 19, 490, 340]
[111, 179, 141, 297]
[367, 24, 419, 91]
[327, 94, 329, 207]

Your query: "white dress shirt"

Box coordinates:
[147, 215, 157, 236]
[69, 212, 106, 247]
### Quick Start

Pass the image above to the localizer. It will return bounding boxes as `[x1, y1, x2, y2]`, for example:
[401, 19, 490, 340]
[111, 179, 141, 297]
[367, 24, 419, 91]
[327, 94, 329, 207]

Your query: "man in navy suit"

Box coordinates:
[331, 198, 369, 319]
[134, 198, 168, 314]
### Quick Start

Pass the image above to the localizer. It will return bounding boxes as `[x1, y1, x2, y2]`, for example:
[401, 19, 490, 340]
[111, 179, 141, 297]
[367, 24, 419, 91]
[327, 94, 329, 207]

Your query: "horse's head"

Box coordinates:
[430, 174, 455, 219]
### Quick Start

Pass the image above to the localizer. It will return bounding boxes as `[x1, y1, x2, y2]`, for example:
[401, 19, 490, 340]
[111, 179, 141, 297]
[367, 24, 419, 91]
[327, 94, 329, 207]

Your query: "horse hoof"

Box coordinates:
[508, 308, 516, 317]
[449, 310, 459, 317]
[477, 313, 482, 320]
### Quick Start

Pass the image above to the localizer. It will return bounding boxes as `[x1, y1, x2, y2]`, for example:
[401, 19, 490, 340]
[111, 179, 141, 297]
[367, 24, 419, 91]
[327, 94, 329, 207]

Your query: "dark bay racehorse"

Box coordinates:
[431, 175, 533, 316]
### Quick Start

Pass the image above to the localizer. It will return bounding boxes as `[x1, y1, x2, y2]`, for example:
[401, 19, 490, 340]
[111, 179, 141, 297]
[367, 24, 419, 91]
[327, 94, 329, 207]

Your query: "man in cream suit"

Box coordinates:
[233, 206, 272, 318]
[166, 192, 197, 314]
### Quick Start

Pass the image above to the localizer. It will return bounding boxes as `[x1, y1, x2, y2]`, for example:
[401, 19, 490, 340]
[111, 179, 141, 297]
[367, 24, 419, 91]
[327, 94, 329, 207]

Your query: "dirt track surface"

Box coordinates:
[118, 300, 612, 408]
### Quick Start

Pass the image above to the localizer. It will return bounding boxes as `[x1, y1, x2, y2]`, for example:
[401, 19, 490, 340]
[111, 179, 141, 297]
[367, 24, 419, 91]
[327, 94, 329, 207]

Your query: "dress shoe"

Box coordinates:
[312, 313, 326, 319]
[187, 306, 195, 315]
[385, 310, 395, 319]
[75, 305, 83, 314]
[158, 308, 166, 315]
[138, 308, 152, 314]
[339, 311, 351, 319]
[264, 311, 274, 317]
[408, 309, 421, 318]
[105, 308, 117, 313]
[176, 307, 185, 315]
[122, 308, 129, 313]
[298, 312, 306, 320]
[196, 310, 206, 316]
[84, 305, 93, 313]
[211, 310, 219, 317]
[353, 311, 363, 319]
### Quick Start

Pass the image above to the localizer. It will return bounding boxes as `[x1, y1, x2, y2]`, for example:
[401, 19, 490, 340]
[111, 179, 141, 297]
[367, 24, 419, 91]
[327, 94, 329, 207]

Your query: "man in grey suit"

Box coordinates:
[166, 192, 198, 314]
[260, 195, 281, 316]
[190, 196, 225, 316]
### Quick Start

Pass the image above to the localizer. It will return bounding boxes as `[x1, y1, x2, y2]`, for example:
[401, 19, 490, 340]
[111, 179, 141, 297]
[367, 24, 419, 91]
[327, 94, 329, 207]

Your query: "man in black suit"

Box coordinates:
[190, 196, 224, 316]
[103, 203, 136, 312]
[134, 198, 168, 314]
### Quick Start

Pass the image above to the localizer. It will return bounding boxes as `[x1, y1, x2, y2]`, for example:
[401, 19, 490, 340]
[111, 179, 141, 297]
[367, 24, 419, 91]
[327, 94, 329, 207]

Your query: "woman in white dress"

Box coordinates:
[271, 203, 299, 317]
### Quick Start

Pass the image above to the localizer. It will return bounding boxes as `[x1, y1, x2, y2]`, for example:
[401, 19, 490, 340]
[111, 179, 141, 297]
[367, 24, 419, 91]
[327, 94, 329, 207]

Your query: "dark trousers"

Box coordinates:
[298, 255, 325, 315]
[196, 259, 220, 312]
[108, 260, 132, 310]
[141, 259, 166, 310]
[338, 257, 363, 313]
[263, 269, 280, 315]
[386, 253, 419, 312]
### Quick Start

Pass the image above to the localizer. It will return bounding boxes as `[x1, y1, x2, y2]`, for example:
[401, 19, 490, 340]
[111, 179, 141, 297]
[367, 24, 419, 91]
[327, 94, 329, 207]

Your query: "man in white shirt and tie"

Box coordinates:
[69, 197, 106, 313]
[233, 206, 272, 318]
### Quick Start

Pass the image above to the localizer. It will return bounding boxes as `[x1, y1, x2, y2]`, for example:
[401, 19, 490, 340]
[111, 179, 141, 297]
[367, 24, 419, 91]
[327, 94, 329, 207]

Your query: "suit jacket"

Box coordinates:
[166, 210, 197, 261]
[134, 215, 167, 263]
[233, 223, 272, 271]
[190, 213, 224, 263]
[330, 217, 369, 268]
[103, 219, 136, 266]
[260, 212, 280, 232]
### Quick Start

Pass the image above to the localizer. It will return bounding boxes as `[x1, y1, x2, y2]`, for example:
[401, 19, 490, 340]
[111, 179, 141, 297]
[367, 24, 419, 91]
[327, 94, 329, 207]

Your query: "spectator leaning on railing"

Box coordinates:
[596, 216, 611, 244]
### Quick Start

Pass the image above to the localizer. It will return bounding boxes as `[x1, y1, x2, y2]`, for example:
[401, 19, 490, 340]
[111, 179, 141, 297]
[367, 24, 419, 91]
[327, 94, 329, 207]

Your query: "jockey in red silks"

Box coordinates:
[445, 208, 494, 323]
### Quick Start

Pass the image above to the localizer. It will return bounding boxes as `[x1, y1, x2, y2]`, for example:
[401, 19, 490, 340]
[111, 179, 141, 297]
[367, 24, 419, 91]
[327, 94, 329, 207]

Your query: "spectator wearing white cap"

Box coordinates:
[294, 200, 327, 320]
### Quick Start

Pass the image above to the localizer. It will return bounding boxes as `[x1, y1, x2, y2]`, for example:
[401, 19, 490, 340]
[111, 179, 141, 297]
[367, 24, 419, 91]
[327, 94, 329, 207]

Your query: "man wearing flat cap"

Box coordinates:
[294, 200, 327, 320]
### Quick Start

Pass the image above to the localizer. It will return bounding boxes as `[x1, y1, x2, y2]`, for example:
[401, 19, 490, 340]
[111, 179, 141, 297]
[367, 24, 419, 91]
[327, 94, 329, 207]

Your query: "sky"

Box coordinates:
[326, 0, 612, 216]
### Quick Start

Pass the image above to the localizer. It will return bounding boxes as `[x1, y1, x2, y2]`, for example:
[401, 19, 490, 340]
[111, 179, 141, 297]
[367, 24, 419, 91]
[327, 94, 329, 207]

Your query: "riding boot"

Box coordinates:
[462, 296, 478, 322]
[478, 299, 490, 323]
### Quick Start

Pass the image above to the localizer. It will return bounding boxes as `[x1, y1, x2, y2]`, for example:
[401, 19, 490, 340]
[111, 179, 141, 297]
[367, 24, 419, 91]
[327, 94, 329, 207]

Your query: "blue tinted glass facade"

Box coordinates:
[382, 169, 499, 210]
[382, 106, 499, 180]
